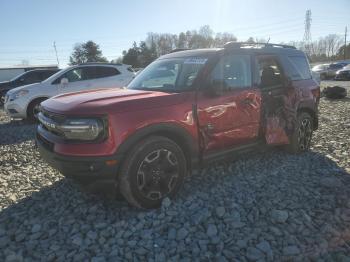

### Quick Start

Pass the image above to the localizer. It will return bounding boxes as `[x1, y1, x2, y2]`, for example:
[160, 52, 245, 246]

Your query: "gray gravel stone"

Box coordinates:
[177, 228, 189, 240]
[320, 177, 342, 187]
[283, 245, 300, 256]
[31, 224, 41, 233]
[206, 224, 218, 237]
[216, 207, 226, 217]
[161, 197, 172, 209]
[5, 254, 23, 262]
[246, 247, 264, 261]
[271, 210, 289, 223]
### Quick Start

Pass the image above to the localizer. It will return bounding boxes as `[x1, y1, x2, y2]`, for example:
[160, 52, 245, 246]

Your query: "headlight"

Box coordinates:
[60, 118, 105, 141]
[10, 90, 29, 100]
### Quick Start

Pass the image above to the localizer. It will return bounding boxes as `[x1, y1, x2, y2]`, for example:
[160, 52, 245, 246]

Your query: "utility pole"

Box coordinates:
[303, 9, 312, 57]
[345, 26, 347, 60]
[53, 41, 60, 66]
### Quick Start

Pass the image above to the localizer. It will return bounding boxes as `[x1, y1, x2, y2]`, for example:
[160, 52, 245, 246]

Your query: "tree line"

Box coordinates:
[69, 25, 350, 67]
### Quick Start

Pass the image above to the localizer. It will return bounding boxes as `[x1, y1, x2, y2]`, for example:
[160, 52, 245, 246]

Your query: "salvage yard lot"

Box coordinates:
[0, 97, 350, 261]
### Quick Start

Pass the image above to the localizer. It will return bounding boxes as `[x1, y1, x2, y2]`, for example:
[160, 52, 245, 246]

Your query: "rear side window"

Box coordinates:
[287, 56, 311, 80]
[94, 66, 120, 79]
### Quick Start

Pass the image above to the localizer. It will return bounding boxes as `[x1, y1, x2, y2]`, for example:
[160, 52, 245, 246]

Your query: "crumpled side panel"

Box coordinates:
[263, 88, 298, 145]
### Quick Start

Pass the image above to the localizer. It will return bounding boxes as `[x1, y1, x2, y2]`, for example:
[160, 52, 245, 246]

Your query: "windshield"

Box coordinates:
[43, 68, 68, 83]
[128, 57, 208, 92]
[10, 71, 28, 81]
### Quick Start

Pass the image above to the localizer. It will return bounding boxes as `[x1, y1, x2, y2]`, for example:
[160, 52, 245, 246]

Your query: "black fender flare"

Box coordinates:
[114, 123, 200, 171]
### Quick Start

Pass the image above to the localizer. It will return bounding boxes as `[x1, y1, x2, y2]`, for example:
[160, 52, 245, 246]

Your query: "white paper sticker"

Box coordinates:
[184, 58, 208, 65]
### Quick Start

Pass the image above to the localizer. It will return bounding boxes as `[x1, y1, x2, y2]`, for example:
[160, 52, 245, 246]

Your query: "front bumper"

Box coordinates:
[4, 100, 27, 119]
[36, 132, 120, 186]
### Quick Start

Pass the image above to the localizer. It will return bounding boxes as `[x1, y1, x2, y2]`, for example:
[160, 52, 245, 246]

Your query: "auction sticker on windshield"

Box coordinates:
[184, 58, 208, 64]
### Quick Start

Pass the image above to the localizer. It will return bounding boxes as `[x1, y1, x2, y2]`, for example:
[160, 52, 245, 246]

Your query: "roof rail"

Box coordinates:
[79, 62, 125, 66]
[169, 48, 191, 53]
[224, 42, 296, 49]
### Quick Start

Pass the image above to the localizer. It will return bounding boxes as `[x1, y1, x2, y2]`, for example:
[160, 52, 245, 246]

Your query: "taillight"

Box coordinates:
[311, 88, 320, 99]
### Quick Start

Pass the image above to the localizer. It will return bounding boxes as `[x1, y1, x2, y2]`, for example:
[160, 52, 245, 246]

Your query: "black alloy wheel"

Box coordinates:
[120, 136, 186, 209]
[136, 149, 179, 201]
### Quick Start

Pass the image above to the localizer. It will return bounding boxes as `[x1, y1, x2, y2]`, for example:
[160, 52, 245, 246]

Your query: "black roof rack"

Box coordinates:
[169, 48, 191, 53]
[224, 42, 296, 50]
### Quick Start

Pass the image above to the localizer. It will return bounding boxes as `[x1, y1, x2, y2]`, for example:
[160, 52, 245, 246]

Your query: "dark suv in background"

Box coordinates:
[37, 42, 320, 209]
[0, 69, 60, 104]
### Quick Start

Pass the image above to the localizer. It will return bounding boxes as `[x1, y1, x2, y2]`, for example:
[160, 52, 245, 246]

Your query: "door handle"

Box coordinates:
[206, 123, 214, 132]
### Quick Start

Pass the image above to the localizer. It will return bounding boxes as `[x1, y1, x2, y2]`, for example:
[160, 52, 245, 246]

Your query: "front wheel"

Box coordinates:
[27, 98, 46, 122]
[286, 112, 313, 154]
[120, 136, 187, 209]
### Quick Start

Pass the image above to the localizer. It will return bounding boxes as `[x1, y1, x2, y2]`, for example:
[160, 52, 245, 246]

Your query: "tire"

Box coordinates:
[286, 112, 313, 154]
[120, 136, 187, 209]
[27, 98, 46, 122]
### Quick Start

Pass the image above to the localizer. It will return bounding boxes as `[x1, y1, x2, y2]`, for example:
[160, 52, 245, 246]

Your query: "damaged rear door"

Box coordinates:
[255, 55, 296, 145]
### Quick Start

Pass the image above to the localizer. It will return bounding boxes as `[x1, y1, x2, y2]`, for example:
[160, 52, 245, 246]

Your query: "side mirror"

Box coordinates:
[205, 79, 227, 97]
[60, 78, 68, 86]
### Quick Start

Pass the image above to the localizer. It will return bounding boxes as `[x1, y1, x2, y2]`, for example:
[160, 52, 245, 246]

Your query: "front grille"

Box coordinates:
[39, 109, 65, 138]
[41, 108, 66, 124]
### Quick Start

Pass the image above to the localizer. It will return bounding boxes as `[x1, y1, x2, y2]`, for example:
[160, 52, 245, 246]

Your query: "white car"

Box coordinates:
[4, 63, 135, 120]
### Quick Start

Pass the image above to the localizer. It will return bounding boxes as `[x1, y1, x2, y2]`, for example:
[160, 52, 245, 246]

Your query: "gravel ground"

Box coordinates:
[0, 97, 350, 261]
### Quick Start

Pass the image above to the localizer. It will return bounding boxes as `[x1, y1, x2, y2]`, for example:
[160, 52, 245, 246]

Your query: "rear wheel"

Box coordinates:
[27, 98, 46, 122]
[120, 136, 187, 209]
[286, 112, 313, 154]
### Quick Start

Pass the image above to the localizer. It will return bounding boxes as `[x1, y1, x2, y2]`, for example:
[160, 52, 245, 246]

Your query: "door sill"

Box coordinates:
[201, 139, 266, 165]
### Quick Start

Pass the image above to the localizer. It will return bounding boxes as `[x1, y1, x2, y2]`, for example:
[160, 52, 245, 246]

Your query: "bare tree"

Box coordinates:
[323, 34, 344, 59]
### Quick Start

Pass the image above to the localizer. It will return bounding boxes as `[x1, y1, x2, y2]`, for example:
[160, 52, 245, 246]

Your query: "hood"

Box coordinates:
[6, 83, 40, 95]
[41, 88, 192, 115]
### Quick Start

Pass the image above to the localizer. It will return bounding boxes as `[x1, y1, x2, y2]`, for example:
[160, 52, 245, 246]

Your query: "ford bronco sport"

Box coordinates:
[36, 42, 320, 209]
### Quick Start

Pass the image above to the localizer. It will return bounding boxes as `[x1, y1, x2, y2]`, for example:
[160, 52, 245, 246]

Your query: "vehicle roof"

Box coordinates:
[160, 45, 304, 60]
[77, 62, 131, 67]
[159, 48, 221, 59]
[25, 68, 60, 73]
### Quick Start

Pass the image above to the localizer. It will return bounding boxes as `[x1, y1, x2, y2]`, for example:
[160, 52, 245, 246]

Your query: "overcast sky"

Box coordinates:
[0, 0, 349, 67]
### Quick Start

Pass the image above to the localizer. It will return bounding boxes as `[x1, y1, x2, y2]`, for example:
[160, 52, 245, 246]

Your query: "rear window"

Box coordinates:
[286, 56, 312, 80]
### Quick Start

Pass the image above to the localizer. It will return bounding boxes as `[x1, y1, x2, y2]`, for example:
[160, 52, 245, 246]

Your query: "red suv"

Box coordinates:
[36, 42, 320, 209]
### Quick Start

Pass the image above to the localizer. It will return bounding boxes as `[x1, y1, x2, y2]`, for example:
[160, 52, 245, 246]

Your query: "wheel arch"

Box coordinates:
[297, 105, 318, 130]
[115, 123, 199, 173]
[26, 97, 49, 117]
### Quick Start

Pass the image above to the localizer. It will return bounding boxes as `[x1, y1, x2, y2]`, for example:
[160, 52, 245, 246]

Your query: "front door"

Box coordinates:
[197, 53, 262, 153]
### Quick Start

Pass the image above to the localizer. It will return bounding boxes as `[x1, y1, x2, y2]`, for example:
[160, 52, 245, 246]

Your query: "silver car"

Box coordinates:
[4, 63, 135, 120]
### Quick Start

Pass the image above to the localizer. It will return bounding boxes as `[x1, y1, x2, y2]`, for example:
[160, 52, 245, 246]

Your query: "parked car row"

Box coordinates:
[311, 62, 350, 81]
[3, 63, 136, 120]
[32, 42, 320, 209]
[0, 68, 60, 104]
